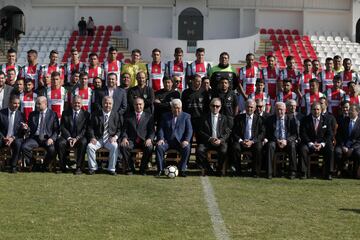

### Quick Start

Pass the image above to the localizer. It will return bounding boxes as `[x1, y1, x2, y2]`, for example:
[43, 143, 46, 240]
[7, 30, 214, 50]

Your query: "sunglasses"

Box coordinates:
[174, 81, 181, 83]
[211, 105, 221, 108]
[256, 105, 264, 108]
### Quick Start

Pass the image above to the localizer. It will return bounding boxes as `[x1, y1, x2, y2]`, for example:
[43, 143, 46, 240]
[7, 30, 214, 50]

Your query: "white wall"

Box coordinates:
[124, 30, 259, 63]
[140, 7, 172, 38]
[206, 9, 239, 39]
[78, 7, 123, 27]
[241, 9, 256, 37]
[258, 9, 302, 31]
[303, 10, 351, 36]
[29, 7, 74, 31]
[126, 7, 139, 32]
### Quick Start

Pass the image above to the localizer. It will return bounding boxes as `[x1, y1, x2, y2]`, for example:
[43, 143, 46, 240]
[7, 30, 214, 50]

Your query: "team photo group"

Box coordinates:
[0, 45, 359, 180]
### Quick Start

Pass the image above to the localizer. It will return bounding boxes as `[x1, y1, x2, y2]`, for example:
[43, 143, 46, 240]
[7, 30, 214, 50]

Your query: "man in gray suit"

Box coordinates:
[0, 71, 14, 109]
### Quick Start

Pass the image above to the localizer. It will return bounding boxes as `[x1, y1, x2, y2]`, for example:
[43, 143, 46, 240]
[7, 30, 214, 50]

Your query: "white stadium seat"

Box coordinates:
[318, 36, 326, 42]
[343, 36, 350, 42]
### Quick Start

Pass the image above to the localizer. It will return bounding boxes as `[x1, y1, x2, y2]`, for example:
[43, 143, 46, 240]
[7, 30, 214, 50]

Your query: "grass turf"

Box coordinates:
[0, 173, 214, 240]
[210, 177, 360, 240]
[1, 173, 359, 240]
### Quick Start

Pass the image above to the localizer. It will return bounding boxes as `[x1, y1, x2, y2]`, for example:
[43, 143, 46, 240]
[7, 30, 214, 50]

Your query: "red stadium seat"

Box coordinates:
[265, 51, 273, 56]
[268, 28, 275, 34]
[96, 31, 104, 36]
[72, 31, 79, 37]
[259, 56, 266, 62]
[124, 58, 131, 64]
[294, 35, 301, 41]
[117, 52, 124, 60]
[260, 28, 267, 34]
[278, 35, 285, 41]
[276, 29, 283, 34]
[98, 25, 105, 31]
[106, 25, 113, 31]
[114, 25, 122, 32]
[92, 46, 99, 53]
[292, 29, 299, 35]
[286, 35, 293, 42]
[284, 29, 291, 35]
[270, 34, 276, 41]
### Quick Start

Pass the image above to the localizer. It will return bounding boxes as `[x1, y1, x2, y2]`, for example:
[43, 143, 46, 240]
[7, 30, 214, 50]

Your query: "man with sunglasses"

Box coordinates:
[196, 98, 231, 176]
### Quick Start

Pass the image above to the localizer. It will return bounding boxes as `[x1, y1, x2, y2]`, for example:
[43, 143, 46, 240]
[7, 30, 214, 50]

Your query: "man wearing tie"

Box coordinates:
[56, 95, 90, 174]
[22, 96, 59, 171]
[120, 97, 155, 175]
[335, 104, 360, 178]
[196, 98, 231, 176]
[264, 102, 298, 179]
[87, 96, 121, 175]
[232, 99, 265, 177]
[300, 102, 334, 180]
[0, 95, 26, 173]
[156, 99, 193, 177]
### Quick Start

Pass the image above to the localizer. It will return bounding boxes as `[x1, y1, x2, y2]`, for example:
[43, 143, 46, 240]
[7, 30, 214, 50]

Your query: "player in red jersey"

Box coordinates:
[319, 57, 335, 92]
[102, 47, 121, 86]
[325, 75, 347, 117]
[44, 71, 67, 120]
[280, 55, 300, 85]
[86, 52, 103, 89]
[19, 80, 37, 122]
[71, 72, 92, 112]
[0, 48, 21, 78]
[296, 59, 317, 99]
[166, 47, 187, 91]
[147, 48, 166, 92]
[260, 55, 280, 103]
[41, 50, 64, 86]
[345, 81, 360, 106]
[64, 48, 86, 86]
[339, 58, 359, 94]
[248, 78, 271, 113]
[301, 78, 324, 115]
[186, 48, 211, 84]
[276, 78, 298, 104]
[20, 49, 42, 90]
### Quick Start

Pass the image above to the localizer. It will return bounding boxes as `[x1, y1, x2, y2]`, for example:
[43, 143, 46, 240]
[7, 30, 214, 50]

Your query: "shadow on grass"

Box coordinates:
[339, 208, 360, 214]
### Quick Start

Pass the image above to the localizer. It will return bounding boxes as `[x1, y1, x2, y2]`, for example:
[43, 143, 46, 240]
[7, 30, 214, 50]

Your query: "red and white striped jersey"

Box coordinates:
[41, 63, 64, 80]
[85, 65, 103, 89]
[346, 94, 360, 106]
[260, 67, 280, 99]
[64, 61, 86, 84]
[297, 72, 317, 96]
[279, 68, 299, 84]
[319, 70, 335, 92]
[339, 70, 359, 94]
[147, 62, 166, 91]
[20, 64, 42, 89]
[167, 60, 187, 91]
[187, 61, 211, 79]
[19, 91, 37, 122]
[102, 60, 122, 86]
[276, 91, 298, 103]
[239, 66, 261, 95]
[248, 92, 271, 111]
[71, 87, 92, 113]
[301, 92, 324, 115]
[325, 88, 346, 116]
[0, 63, 21, 77]
[45, 87, 67, 120]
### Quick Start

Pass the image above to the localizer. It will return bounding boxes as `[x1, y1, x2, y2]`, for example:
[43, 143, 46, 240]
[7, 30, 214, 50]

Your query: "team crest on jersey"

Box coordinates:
[199, 67, 203, 71]
[143, 94, 148, 99]
[228, 73, 232, 78]
[27, 96, 30, 100]
[154, 68, 158, 73]
[54, 94, 58, 98]
[199, 98, 203, 102]
[228, 96, 232, 101]
[81, 93, 85, 98]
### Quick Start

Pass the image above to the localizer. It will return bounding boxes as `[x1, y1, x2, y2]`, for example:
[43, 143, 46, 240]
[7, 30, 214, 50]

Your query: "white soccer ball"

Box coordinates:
[164, 165, 178, 178]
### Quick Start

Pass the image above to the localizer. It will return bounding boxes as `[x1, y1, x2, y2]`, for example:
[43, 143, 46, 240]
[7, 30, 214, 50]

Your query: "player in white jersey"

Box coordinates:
[147, 48, 166, 91]
[64, 48, 86, 86]
[20, 49, 42, 90]
[102, 47, 122, 86]
[186, 47, 211, 85]
[86, 52, 104, 89]
[0, 48, 21, 78]
[166, 47, 187, 91]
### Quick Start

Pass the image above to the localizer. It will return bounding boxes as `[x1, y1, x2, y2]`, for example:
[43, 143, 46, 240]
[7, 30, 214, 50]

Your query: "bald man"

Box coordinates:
[22, 96, 59, 171]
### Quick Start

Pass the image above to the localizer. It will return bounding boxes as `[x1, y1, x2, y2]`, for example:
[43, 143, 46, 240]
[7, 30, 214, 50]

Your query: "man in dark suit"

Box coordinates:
[196, 98, 231, 176]
[56, 95, 90, 174]
[0, 95, 26, 173]
[286, 99, 304, 143]
[22, 96, 59, 171]
[0, 71, 14, 109]
[335, 104, 360, 178]
[255, 98, 270, 120]
[87, 96, 121, 175]
[92, 72, 127, 115]
[232, 99, 265, 177]
[156, 99, 193, 177]
[120, 97, 155, 175]
[265, 102, 298, 179]
[300, 101, 334, 180]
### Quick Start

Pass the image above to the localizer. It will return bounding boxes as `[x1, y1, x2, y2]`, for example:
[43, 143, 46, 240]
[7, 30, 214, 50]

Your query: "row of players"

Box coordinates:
[1, 92, 359, 180]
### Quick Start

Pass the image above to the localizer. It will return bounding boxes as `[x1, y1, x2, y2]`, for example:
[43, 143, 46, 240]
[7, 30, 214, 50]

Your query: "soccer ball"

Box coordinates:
[164, 165, 178, 178]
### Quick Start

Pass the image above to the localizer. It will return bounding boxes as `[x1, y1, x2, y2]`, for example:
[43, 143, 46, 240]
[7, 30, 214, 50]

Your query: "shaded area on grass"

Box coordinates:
[0, 174, 214, 240]
[210, 178, 360, 240]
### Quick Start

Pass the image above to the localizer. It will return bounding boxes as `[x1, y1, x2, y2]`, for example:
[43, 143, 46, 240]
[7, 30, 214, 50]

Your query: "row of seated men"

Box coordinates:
[1, 90, 360, 180]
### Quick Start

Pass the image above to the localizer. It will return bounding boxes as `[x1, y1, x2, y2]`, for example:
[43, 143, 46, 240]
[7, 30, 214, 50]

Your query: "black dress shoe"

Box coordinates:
[300, 173, 307, 180]
[109, 171, 117, 176]
[289, 172, 296, 180]
[267, 175, 272, 180]
[74, 168, 82, 175]
[88, 169, 95, 175]
[326, 174, 332, 180]
[9, 167, 17, 174]
[180, 171, 187, 177]
[155, 171, 163, 177]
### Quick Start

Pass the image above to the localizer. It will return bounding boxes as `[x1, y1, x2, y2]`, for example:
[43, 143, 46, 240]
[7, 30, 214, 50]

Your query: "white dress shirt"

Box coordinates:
[211, 113, 219, 138]
[244, 114, 253, 141]
[35, 108, 48, 135]
[6, 109, 15, 137]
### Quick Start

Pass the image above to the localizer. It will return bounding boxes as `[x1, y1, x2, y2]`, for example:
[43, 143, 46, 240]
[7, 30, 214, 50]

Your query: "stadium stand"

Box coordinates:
[310, 31, 360, 70]
[259, 28, 317, 71]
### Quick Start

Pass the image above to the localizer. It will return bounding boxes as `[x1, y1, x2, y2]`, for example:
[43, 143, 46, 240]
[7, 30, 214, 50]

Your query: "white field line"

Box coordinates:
[201, 177, 231, 240]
